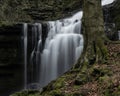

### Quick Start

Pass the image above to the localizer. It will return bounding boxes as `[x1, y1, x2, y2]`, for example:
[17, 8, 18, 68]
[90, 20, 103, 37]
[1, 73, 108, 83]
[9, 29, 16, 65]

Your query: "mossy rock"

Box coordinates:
[53, 77, 65, 89]
[42, 77, 65, 93]
[49, 89, 64, 96]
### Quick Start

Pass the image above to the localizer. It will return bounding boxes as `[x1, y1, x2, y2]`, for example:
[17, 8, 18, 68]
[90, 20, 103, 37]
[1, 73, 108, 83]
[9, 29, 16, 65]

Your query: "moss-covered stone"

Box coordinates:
[53, 77, 65, 89]
[49, 89, 64, 96]
[41, 77, 65, 95]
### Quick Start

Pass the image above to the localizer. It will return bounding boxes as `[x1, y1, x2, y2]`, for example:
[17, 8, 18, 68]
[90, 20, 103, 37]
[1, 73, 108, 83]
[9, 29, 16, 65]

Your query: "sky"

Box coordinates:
[102, 0, 115, 6]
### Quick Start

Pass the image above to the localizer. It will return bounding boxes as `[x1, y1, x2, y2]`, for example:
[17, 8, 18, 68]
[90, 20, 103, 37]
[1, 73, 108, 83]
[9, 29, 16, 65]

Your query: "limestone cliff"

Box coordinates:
[0, 0, 82, 25]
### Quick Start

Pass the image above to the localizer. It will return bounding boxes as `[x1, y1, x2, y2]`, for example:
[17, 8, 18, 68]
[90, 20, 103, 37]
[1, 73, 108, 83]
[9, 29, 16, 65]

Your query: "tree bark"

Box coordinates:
[75, 0, 108, 68]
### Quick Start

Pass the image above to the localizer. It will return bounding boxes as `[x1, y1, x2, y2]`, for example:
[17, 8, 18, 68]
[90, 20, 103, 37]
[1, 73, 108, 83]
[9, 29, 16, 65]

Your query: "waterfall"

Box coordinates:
[23, 11, 83, 89]
[29, 23, 42, 88]
[102, 0, 115, 5]
[22, 0, 116, 88]
[118, 31, 120, 40]
[23, 23, 28, 89]
[40, 11, 83, 87]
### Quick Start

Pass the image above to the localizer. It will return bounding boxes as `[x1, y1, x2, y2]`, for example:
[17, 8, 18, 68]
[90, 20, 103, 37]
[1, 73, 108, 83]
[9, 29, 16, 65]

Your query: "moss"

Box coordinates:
[99, 75, 110, 83]
[98, 76, 114, 96]
[74, 73, 89, 85]
[101, 46, 108, 61]
[11, 90, 41, 96]
[0, 21, 14, 27]
[104, 89, 111, 96]
[42, 77, 65, 94]
[74, 63, 95, 85]
[53, 77, 65, 89]
[69, 68, 80, 74]
[81, 62, 88, 73]
[91, 67, 113, 80]
[49, 89, 64, 96]
[11, 91, 28, 96]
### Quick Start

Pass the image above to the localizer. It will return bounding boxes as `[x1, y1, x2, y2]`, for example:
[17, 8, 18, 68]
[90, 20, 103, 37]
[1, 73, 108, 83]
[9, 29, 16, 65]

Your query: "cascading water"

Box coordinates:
[39, 11, 83, 87]
[0, 0, 116, 95]
[23, 23, 28, 89]
[118, 31, 120, 40]
[23, 11, 83, 89]
[102, 0, 115, 5]
[30, 23, 42, 83]
[23, 0, 116, 88]
[25, 23, 43, 89]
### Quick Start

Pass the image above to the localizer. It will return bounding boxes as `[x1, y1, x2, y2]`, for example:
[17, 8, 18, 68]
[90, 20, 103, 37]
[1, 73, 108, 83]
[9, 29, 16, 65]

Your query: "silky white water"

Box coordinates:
[39, 0, 115, 87]
[39, 11, 83, 87]
[22, 0, 115, 88]
[23, 23, 28, 89]
[30, 23, 42, 84]
[118, 31, 120, 40]
[102, 0, 115, 5]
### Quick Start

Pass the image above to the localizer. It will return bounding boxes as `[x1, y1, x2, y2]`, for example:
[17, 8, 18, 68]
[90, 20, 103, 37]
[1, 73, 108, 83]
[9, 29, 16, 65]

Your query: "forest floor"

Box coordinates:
[12, 42, 120, 96]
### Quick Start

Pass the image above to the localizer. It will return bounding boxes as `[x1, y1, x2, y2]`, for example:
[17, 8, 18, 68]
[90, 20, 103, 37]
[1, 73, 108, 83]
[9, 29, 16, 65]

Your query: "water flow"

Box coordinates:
[102, 0, 115, 5]
[29, 23, 42, 88]
[118, 31, 120, 40]
[36, 1, 116, 87]
[39, 11, 83, 87]
[23, 23, 28, 89]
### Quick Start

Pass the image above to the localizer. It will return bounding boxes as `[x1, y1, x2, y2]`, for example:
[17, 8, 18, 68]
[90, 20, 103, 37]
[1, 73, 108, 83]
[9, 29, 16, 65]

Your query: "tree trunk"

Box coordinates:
[75, 0, 108, 68]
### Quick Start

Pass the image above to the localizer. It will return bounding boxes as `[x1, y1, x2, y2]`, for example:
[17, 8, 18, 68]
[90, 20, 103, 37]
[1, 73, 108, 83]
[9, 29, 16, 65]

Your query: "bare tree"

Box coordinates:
[75, 0, 108, 68]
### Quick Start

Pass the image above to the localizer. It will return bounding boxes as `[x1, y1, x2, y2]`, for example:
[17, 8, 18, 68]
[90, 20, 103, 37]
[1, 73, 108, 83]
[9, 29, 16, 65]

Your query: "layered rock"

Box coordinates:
[0, 0, 82, 24]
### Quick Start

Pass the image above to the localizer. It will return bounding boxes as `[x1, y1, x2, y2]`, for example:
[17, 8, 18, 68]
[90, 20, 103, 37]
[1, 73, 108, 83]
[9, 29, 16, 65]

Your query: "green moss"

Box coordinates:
[74, 73, 88, 85]
[99, 75, 110, 83]
[0, 21, 14, 27]
[81, 62, 88, 73]
[104, 89, 111, 96]
[49, 89, 64, 96]
[74, 63, 96, 85]
[69, 69, 80, 74]
[91, 66, 113, 80]
[53, 77, 65, 89]
[42, 77, 65, 94]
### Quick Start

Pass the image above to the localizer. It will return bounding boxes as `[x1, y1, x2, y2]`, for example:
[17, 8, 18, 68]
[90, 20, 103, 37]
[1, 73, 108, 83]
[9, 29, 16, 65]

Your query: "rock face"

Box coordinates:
[0, 24, 22, 66]
[0, 24, 24, 96]
[0, 0, 119, 25]
[0, 0, 82, 24]
[0, 1, 83, 95]
[0, 0, 31, 23]
[103, 0, 120, 40]
[110, 0, 120, 30]
[0, 0, 120, 95]
[25, 0, 82, 20]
